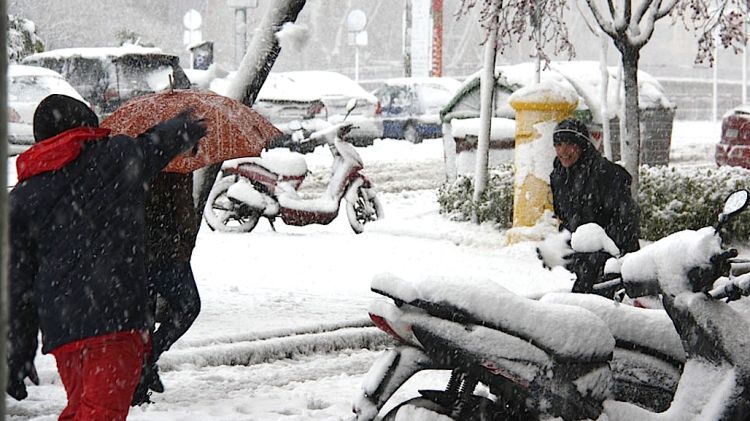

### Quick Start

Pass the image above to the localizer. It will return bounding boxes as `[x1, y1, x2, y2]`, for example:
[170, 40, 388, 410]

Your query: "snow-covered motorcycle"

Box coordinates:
[352, 190, 750, 420]
[204, 99, 383, 234]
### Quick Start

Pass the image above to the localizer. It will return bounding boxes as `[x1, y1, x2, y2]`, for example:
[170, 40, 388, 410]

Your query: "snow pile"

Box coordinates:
[540, 293, 684, 362]
[514, 119, 558, 183]
[571, 223, 621, 257]
[536, 227, 573, 269]
[275, 22, 309, 52]
[508, 79, 579, 107]
[620, 227, 721, 293]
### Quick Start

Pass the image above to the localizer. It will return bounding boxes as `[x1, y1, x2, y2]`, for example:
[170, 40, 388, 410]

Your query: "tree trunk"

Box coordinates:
[619, 46, 641, 194]
[599, 31, 612, 161]
[1, 0, 9, 417]
[472, 18, 498, 224]
[194, 0, 307, 224]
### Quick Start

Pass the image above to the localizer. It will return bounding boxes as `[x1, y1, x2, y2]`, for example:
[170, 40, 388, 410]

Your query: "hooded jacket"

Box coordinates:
[8, 95, 205, 366]
[550, 136, 640, 294]
[550, 140, 641, 254]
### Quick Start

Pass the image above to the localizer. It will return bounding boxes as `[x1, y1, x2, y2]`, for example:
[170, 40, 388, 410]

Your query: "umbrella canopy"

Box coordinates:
[101, 89, 281, 173]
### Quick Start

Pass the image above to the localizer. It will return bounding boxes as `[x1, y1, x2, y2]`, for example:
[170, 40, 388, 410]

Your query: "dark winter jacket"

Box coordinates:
[550, 142, 641, 293]
[8, 107, 205, 367]
[145, 172, 199, 263]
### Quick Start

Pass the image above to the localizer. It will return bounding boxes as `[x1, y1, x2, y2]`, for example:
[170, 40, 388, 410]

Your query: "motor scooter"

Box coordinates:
[204, 99, 383, 234]
[352, 190, 750, 420]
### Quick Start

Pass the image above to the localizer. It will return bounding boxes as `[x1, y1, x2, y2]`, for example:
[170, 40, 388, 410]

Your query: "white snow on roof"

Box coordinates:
[508, 79, 579, 106]
[24, 44, 165, 60]
[383, 77, 462, 92]
[8, 64, 65, 78]
[462, 61, 673, 122]
[257, 71, 376, 103]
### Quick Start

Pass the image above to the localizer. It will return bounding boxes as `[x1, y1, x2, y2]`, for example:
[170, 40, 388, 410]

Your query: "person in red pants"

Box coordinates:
[5, 94, 207, 420]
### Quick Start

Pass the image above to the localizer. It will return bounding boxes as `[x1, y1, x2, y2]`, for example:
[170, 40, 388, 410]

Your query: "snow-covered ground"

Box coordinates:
[4, 120, 726, 420]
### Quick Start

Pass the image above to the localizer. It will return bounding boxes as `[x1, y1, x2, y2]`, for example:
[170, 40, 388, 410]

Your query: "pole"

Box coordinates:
[234, 8, 248, 67]
[404, 0, 412, 77]
[431, 0, 443, 77]
[599, 29, 612, 160]
[534, 0, 541, 83]
[472, 16, 498, 224]
[713, 30, 719, 122]
[0, 0, 9, 416]
[355, 45, 360, 81]
[744, 18, 747, 105]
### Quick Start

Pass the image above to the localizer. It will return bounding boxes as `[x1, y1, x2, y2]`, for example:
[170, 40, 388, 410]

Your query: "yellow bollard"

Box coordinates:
[506, 82, 578, 243]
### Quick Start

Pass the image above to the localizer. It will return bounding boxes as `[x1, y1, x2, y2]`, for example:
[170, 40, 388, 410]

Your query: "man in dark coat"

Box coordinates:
[549, 117, 641, 294]
[131, 171, 201, 405]
[6, 94, 206, 420]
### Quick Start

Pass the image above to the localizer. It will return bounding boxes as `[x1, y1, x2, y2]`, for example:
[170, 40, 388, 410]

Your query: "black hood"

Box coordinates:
[33, 94, 99, 142]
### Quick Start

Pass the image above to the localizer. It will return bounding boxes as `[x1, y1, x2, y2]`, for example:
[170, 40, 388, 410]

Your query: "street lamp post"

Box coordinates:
[346, 9, 367, 81]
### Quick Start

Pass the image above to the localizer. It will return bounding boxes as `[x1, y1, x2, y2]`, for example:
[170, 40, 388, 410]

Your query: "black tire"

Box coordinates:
[204, 177, 262, 233]
[381, 397, 455, 421]
[403, 122, 422, 144]
[345, 185, 384, 234]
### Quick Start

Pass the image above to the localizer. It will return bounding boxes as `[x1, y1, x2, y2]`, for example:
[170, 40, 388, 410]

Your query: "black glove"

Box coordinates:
[173, 109, 208, 145]
[6, 360, 39, 401]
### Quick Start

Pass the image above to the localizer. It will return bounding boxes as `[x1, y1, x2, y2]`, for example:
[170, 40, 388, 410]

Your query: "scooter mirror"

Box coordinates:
[344, 98, 358, 120]
[722, 190, 749, 216]
[288, 120, 303, 132]
[346, 98, 358, 114]
[718, 189, 750, 228]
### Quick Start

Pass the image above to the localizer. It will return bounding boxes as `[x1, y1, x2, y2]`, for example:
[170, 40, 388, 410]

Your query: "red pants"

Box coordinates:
[51, 331, 146, 421]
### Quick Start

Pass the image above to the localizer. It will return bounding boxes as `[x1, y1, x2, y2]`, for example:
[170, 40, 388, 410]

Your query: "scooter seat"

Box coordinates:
[372, 274, 615, 363]
[540, 293, 685, 364]
[224, 149, 308, 178]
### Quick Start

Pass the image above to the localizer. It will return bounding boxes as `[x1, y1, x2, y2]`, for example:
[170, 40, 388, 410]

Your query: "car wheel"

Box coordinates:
[404, 122, 422, 144]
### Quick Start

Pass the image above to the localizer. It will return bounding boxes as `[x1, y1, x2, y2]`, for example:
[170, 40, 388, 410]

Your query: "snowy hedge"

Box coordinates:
[8, 15, 44, 63]
[438, 164, 750, 243]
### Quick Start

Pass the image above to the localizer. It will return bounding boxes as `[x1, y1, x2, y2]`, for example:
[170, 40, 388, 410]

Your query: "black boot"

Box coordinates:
[147, 363, 165, 393]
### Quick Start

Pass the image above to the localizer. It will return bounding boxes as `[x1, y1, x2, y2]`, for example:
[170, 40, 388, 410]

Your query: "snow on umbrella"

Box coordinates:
[101, 89, 281, 173]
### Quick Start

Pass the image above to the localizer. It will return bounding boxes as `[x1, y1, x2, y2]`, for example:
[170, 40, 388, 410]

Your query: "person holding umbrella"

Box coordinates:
[5, 94, 207, 420]
[131, 171, 202, 405]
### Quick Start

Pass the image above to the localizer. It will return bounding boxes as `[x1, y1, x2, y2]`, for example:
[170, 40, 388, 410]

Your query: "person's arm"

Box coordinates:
[6, 196, 40, 400]
[603, 172, 641, 252]
[131, 109, 207, 180]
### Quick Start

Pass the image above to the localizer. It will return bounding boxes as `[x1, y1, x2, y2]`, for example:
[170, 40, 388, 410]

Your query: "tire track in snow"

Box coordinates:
[159, 326, 395, 371]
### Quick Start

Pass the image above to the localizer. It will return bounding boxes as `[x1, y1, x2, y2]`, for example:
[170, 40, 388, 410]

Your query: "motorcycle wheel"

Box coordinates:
[381, 397, 456, 421]
[346, 186, 384, 234]
[204, 176, 262, 233]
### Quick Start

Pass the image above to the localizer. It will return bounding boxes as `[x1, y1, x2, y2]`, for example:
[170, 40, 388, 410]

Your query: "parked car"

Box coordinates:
[7, 64, 88, 155]
[22, 45, 191, 118]
[716, 105, 750, 168]
[253, 71, 382, 147]
[440, 61, 676, 177]
[371, 77, 461, 143]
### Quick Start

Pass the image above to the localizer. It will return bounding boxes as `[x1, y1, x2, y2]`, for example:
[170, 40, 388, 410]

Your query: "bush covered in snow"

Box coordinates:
[437, 165, 514, 228]
[8, 15, 44, 63]
[438, 164, 750, 242]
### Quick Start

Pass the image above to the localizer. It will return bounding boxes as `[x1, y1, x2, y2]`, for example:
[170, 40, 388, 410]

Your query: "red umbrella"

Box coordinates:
[101, 89, 281, 173]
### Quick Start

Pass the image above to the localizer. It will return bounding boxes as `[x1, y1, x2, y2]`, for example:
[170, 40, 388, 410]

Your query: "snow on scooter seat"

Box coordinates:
[223, 148, 308, 178]
[540, 293, 685, 363]
[620, 227, 722, 292]
[372, 273, 614, 362]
